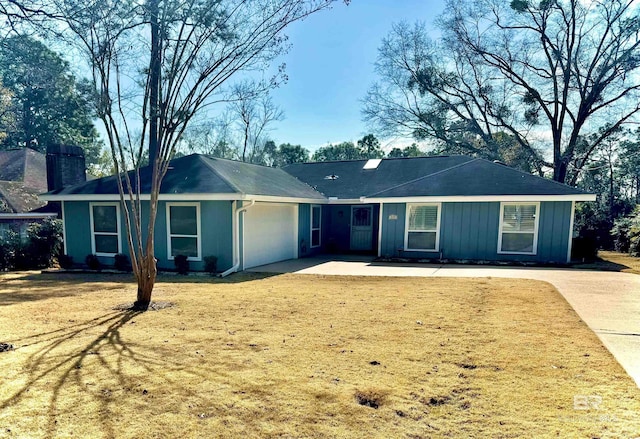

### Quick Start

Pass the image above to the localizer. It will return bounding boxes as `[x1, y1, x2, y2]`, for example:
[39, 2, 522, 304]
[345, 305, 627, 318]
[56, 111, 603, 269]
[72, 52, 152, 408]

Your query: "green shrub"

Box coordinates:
[58, 254, 74, 269]
[26, 218, 63, 268]
[0, 230, 19, 270]
[114, 253, 132, 272]
[611, 207, 640, 256]
[85, 254, 101, 270]
[204, 255, 218, 275]
[0, 219, 62, 270]
[174, 254, 189, 274]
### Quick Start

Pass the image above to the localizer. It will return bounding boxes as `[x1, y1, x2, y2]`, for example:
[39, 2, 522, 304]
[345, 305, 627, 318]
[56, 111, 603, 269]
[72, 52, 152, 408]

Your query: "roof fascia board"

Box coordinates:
[0, 213, 58, 219]
[41, 193, 595, 204]
[243, 195, 327, 204]
[40, 193, 244, 202]
[365, 194, 596, 203]
[39, 193, 328, 203]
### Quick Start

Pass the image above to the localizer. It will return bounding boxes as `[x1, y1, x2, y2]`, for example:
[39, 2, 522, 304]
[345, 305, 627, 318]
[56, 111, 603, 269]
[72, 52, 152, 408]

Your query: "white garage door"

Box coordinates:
[243, 203, 298, 269]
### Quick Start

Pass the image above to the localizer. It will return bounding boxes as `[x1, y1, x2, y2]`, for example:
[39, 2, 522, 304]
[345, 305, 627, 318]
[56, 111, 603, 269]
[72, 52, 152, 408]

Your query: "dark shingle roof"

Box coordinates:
[284, 155, 588, 199]
[48, 154, 325, 199]
[283, 156, 474, 198]
[368, 158, 587, 198]
[44, 153, 591, 201]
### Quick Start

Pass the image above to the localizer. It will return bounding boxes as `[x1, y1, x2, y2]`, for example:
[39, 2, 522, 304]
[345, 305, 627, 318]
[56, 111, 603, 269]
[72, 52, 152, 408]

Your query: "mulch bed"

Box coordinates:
[113, 301, 175, 312]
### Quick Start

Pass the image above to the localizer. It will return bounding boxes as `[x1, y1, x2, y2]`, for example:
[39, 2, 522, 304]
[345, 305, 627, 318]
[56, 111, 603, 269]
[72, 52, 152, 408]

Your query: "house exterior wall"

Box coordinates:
[380, 201, 572, 263]
[63, 200, 234, 271]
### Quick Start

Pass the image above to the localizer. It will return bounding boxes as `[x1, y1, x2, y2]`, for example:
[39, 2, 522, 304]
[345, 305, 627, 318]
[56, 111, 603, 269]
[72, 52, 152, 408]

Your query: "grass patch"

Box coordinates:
[0, 271, 639, 438]
[574, 251, 640, 275]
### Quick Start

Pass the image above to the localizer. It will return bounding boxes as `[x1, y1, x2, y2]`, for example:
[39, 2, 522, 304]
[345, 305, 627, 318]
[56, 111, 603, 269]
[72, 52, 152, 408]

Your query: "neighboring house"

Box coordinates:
[0, 148, 55, 240]
[0, 146, 86, 241]
[40, 154, 595, 273]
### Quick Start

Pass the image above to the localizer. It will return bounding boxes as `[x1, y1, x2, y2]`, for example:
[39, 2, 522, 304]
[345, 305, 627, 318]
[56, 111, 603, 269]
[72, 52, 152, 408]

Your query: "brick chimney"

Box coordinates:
[46, 144, 86, 191]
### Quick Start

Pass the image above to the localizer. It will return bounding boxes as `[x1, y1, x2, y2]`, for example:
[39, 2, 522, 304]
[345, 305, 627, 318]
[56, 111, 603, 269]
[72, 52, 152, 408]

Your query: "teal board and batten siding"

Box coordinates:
[380, 201, 572, 263]
[297, 203, 325, 257]
[63, 200, 234, 271]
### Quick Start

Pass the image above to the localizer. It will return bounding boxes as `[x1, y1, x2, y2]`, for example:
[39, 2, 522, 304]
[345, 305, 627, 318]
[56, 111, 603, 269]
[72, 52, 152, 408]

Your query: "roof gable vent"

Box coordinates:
[363, 158, 382, 170]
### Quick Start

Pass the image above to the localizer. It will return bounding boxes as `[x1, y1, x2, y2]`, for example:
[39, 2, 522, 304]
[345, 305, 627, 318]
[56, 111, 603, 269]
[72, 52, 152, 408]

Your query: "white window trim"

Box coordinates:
[404, 203, 441, 252]
[166, 202, 202, 261]
[310, 204, 321, 248]
[497, 202, 540, 255]
[89, 202, 122, 257]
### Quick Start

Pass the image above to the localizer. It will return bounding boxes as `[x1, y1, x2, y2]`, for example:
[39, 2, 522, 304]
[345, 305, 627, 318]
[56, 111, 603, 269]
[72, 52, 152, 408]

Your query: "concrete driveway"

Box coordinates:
[249, 256, 640, 387]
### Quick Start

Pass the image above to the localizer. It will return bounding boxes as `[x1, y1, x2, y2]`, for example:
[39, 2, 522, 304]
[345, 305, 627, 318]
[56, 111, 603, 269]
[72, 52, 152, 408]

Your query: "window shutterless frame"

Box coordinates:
[404, 203, 441, 252]
[166, 202, 202, 261]
[89, 202, 122, 257]
[497, 202, 540, 255]
[310, 205, 321, 248]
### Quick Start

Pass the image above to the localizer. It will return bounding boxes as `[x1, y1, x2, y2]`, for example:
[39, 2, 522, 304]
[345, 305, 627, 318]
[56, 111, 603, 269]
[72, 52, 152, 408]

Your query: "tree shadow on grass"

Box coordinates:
[0, 309, 161, 438]
[0, 305, 281, 437]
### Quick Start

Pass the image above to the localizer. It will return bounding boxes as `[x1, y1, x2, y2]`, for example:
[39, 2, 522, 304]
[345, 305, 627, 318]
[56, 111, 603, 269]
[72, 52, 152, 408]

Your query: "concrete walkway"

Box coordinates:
[249, 256, 640, 387]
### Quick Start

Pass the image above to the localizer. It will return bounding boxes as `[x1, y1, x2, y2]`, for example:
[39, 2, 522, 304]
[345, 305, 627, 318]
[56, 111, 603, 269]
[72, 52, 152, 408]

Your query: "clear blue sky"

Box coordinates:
[267, 0, 446, 151]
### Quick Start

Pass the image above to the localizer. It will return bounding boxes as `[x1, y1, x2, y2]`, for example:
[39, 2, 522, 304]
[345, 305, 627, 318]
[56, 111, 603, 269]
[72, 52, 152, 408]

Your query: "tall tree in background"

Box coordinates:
[269, 142, 309, 166]
[0, 35, 101, 164]
[312, 141, 366, 161]
[364, 0, 640, 183]
[178, 83, 284, 165]
[312, 134, 383, 162]
[357, 133, 383, 158]
[27, 0, 349, 308]
[0, 83, 13, 144]
[228, 80, 284, 163]
[387, 143, 424, 158]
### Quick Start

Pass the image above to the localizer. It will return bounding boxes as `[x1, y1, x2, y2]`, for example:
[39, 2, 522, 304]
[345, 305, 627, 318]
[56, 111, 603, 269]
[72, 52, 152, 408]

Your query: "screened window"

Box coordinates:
[311, 205, 321, 248]
[167, 203, 201, 260]
[91, 203, 121, 256]
[405, 204, 440, 251]
[498, 202, 539, 254]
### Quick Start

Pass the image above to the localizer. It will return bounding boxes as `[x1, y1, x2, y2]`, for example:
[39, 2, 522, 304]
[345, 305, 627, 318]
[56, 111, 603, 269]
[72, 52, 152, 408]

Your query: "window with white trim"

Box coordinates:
[405, 203, 440, 251]
[311, 205, 321, 248]
[498, 202, 539, 255]
[167, 203, 201, 260]
[90, 203, 121, 256]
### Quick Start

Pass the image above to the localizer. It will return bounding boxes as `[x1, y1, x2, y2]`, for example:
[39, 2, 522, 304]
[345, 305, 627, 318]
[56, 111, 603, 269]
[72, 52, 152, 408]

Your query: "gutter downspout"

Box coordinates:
[219, 199, 256, 277]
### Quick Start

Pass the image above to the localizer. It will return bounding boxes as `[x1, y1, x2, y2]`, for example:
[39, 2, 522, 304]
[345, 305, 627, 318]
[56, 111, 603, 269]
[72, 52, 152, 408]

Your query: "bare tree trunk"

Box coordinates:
[134, 254, 157, 309]
[131, 0, 161, 310]
[148, 0, 160, 167]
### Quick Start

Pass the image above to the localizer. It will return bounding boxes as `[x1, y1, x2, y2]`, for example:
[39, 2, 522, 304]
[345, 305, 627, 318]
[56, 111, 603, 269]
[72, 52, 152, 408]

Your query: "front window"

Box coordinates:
[311, 205, 321, 248]
[167, 203, 201, 260]
[91, 203, 121, 256]
[498, 202, 539, 254]
[405, 203, 440, 251]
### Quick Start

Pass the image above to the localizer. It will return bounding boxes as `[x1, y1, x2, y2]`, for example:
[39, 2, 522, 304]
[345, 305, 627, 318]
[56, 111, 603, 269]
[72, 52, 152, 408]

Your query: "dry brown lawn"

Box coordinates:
[0, 271, 639, 438]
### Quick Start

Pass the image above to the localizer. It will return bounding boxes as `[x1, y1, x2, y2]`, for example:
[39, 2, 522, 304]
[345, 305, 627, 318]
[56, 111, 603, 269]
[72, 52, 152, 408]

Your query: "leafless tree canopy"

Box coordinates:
[4, 0, 346, 307]
[364, 0, 640, 183]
